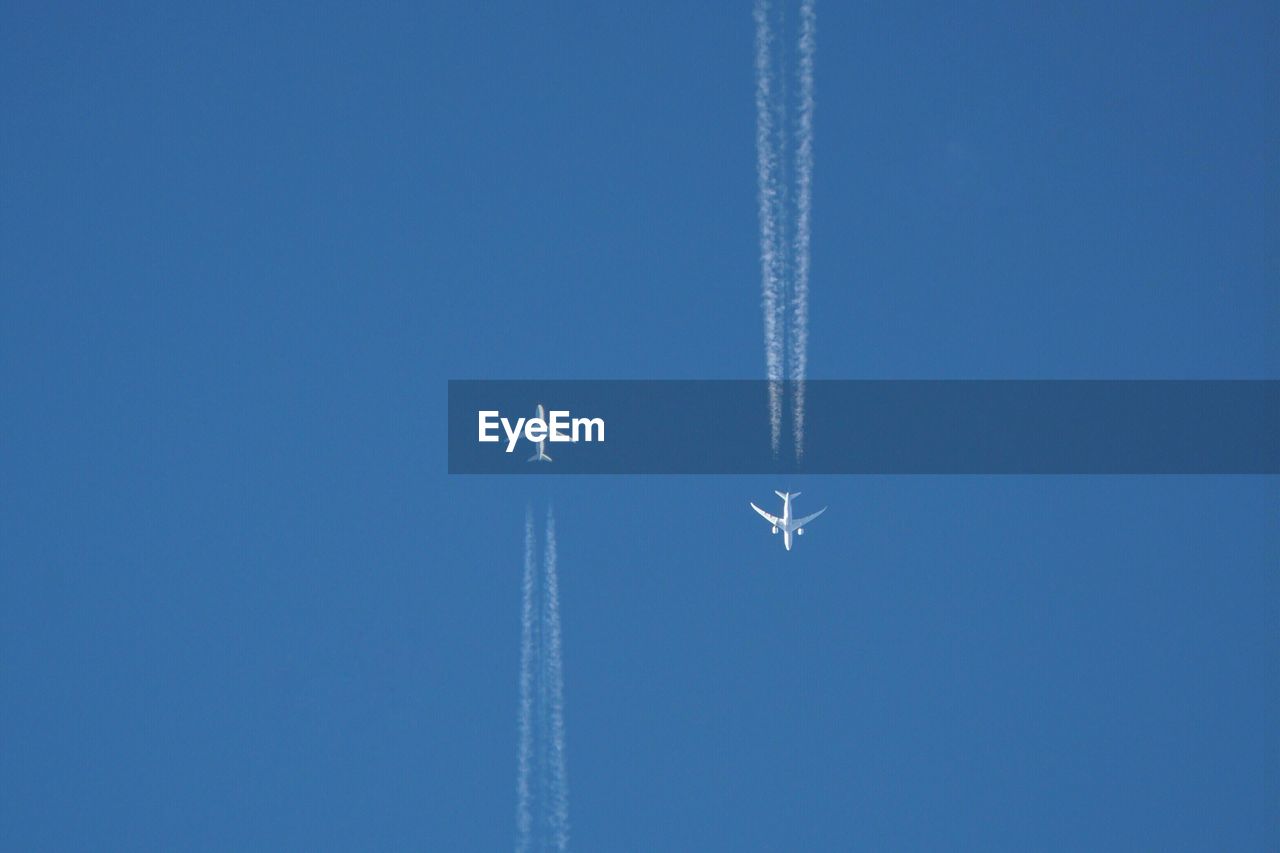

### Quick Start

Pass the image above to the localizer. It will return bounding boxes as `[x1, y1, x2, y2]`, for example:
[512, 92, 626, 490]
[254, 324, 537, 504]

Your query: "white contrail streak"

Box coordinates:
[754, 0, 783, 456]
[515, 508, 535, 853]
[543, 508, 569, 851]
[790, 0, 815, 459]
[756, 0, 816, 460]
[516, 505, 570, 851]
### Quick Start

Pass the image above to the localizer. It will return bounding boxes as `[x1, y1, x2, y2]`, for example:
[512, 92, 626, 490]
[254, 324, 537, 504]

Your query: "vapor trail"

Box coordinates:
[790, 0, 815, 459]
[543, 508, 569, 851]
[515, 508, 535, 852]
[754, 0, 784, 455]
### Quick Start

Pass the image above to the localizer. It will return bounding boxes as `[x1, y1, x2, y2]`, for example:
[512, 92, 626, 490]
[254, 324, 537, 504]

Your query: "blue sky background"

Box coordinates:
[2, 1, 1276, 849]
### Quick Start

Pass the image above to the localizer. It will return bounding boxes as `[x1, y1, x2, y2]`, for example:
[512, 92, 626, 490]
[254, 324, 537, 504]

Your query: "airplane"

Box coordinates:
[750, 491, 826, 551]
[527, 403, 553, 462]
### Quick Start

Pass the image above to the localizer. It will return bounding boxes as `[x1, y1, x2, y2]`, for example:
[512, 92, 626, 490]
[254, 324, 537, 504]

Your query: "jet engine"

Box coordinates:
[797, 528, 804, 535]
[771, 527, 778, 534]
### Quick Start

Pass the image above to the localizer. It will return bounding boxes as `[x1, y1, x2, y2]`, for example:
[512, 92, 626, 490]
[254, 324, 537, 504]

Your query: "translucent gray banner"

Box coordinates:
[448, 380, 1279, 474]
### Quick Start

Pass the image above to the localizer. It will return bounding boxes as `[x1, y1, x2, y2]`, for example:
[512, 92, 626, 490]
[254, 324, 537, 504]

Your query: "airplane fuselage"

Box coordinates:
[780, 492, 794, 550]
[527, 404, 553, 462]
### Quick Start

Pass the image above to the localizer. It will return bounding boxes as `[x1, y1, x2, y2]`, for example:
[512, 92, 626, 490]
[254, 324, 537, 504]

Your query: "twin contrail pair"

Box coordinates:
[755, 0, 816, 459]
[510, 9, 813, 847]
[516, 506, 569, 852]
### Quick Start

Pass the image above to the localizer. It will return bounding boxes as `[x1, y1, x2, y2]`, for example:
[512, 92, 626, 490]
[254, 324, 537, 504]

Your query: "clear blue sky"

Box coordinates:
[2, 2, 1276, 849]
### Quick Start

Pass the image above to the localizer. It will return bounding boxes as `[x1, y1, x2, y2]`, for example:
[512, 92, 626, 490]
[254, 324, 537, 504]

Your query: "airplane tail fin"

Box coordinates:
[775, 490, 800, 499]
[527, 450, 552, 462]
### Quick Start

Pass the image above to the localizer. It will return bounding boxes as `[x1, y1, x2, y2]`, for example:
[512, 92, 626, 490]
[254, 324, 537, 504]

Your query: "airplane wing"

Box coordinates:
[791, 506, 827, 529]
[750, 502, 781, 527]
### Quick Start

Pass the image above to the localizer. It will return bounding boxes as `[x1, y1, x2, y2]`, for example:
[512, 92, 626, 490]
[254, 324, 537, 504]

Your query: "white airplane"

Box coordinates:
[750, 491, 826, 551]
[527, 403, 553, 462]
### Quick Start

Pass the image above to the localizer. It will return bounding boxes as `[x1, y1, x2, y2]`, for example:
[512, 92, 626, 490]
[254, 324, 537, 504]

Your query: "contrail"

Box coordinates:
[515, 506, 570, 851]
[515, 507, 535, 853]
[754, 0, 784, 456]
[789, 0, 815, 459]
[543, 507, 569, 851]
[755, 0, 816, 460]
